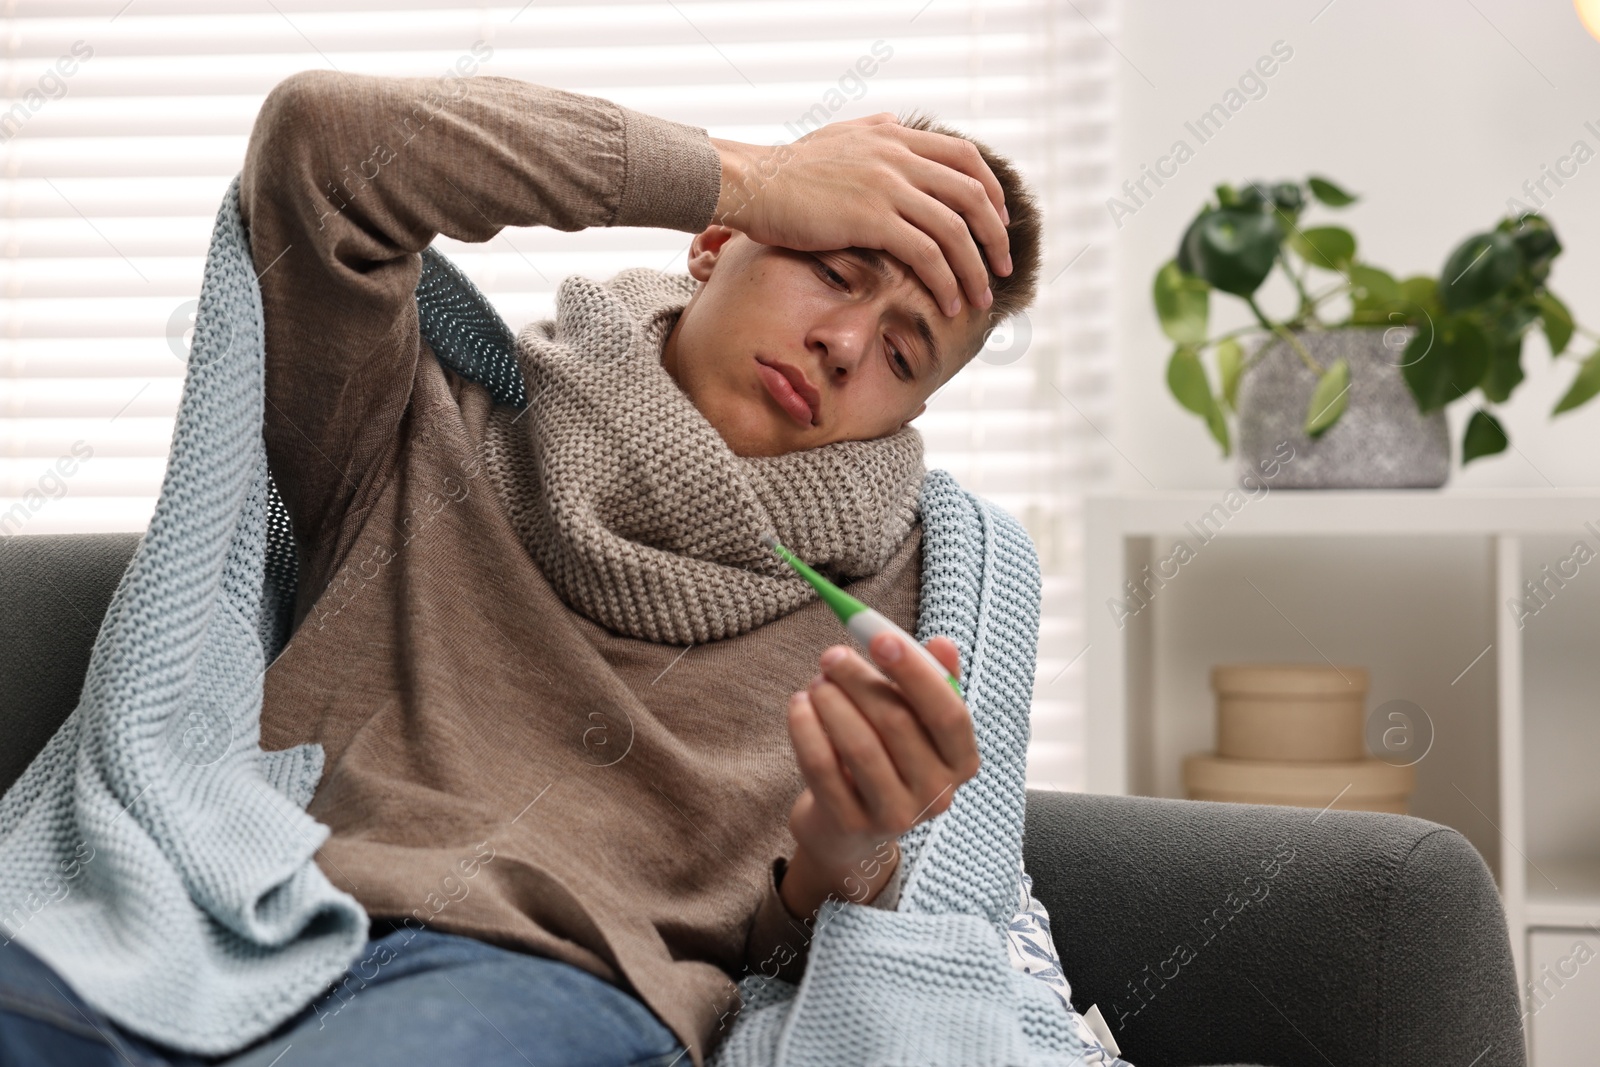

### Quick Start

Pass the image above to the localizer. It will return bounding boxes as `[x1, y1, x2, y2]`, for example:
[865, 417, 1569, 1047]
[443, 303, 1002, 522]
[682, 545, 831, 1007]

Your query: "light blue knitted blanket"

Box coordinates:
[0, 177, 1084, 1067]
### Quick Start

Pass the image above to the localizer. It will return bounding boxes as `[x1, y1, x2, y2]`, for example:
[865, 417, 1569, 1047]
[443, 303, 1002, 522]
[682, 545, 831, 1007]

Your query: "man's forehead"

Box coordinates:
[838, 245, 926, 300]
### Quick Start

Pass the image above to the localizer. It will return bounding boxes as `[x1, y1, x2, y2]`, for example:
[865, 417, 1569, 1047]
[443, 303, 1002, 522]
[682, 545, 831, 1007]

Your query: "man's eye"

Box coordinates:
[889, 345, 913, 380]
[812, 256, 849, 290]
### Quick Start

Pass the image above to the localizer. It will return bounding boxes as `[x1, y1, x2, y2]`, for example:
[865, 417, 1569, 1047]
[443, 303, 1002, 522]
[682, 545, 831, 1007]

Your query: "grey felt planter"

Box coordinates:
[1236, 327, 1450, 489]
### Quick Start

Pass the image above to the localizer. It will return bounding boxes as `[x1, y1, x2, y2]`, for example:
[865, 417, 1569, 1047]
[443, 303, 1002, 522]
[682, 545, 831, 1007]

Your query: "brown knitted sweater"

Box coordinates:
[238, 70, 922, 1066]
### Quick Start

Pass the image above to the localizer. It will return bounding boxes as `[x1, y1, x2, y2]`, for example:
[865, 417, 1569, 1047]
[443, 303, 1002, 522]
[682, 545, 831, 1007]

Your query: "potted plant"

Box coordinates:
[1155, 175, 1600, 487]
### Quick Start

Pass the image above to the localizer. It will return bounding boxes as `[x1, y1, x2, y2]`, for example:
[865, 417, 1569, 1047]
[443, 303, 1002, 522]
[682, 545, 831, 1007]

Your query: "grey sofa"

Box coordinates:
[0, 532, 1528, 1067]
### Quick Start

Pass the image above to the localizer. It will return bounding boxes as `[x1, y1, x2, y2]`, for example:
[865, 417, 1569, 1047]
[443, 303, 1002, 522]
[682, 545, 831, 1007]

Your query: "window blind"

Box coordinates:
[0, 0, 1116, 791]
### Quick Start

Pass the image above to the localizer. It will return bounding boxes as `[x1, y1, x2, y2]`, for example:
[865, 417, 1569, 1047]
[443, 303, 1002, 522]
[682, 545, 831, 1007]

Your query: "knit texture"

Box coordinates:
[0, 176, 1083, 1067]
[710, 472, 1085, 1067]
[0, 177, 368, 1055]
[480, 268, 925, 644]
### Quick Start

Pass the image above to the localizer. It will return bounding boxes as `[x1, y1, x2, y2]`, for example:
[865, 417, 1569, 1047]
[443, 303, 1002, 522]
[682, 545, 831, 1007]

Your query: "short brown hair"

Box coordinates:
[897, 110, 1043, 361]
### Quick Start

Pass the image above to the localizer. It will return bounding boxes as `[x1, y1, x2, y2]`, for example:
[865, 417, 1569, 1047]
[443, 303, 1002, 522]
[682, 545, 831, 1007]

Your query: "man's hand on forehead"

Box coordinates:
[711, 115, 1012, 318]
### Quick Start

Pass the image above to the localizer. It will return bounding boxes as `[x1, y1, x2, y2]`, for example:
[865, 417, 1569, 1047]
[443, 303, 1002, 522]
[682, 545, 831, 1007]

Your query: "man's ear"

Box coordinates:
[902, 402, 927, 427]
[686, 225, 741, 282]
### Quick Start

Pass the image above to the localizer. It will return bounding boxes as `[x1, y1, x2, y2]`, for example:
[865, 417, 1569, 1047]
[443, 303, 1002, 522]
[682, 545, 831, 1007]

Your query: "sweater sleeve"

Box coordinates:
[237, 68, 722, 595]
[742, 851, 905, 985]
[743, 857, 815, 985]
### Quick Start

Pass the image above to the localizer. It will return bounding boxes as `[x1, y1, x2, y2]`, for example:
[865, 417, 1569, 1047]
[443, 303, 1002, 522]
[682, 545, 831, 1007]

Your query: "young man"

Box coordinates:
[217, 67, 1040, 1066]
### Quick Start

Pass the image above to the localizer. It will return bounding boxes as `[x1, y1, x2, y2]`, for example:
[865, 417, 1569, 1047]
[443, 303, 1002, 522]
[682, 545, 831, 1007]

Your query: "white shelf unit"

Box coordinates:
[1084, 488, 1600, 1025]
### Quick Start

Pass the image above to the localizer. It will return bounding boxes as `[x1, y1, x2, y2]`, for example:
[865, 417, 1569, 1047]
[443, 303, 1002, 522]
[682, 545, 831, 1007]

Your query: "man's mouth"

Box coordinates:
[755, 356, 819, 428]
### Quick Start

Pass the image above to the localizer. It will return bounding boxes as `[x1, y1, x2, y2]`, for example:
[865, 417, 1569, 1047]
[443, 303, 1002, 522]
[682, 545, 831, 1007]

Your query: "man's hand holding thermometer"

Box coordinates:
[762, 536, 982, 925]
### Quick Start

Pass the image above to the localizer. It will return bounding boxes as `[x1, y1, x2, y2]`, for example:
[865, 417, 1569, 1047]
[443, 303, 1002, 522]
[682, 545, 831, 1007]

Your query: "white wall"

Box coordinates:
[1098, 1, 1600, 900]
[1109, 0, 1600, 490]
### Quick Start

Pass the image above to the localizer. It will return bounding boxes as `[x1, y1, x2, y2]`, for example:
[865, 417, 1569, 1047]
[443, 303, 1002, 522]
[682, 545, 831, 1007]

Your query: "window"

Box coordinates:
[0, 0, 1115, 790]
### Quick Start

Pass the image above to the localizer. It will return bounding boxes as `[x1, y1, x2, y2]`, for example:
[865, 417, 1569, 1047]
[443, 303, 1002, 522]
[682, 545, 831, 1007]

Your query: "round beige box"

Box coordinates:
[1183, 753, 1414, 814]
[1212, 663, 1368, 762]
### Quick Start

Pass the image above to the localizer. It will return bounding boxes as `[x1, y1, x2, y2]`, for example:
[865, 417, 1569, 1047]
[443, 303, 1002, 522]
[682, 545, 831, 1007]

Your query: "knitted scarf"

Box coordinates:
[478, 269, 926, 645]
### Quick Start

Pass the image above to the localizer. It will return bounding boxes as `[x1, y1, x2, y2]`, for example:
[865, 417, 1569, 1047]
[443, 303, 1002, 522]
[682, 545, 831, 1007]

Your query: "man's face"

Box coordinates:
[660, 226, 985, 457]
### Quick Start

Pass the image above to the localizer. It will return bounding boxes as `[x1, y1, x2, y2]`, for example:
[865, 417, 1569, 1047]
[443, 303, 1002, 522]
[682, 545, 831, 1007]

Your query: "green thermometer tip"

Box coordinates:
[761, 533, 964, 698]
[761, 533, 868, 624]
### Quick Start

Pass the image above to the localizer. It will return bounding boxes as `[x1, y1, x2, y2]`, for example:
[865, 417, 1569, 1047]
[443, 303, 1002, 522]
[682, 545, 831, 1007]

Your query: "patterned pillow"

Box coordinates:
[1004, 861, 1133, 1067]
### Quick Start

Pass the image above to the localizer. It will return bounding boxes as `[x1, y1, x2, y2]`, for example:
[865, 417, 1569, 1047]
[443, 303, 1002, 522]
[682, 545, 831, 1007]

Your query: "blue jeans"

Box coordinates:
[0, 926, 688, 1067]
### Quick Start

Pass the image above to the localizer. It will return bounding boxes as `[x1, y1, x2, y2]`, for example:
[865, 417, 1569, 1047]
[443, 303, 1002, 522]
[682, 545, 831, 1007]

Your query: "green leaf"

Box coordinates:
[1204, 400, 1231, 454]
[1167, 346, 1212, 413]
[1268, 205, 1300, 241]
[1271, 182, 1306, 214]
[1536, 291, 1574, 356]
[1347, 264, 1403, 324]
[1175, 212, 1205, 276]
[1304, 357, 1351, 436]
[1307, 176, 1358, 207]
[1495, 300, 1541, 341]
[1216, 338, 1244, 411]
[1167, 346, 1230, 455]
[1186, 207, 1282, 297]
[1440, 231, 1520, 312]
[1553, 349, 1600, 415]
[1462, 409, 1508, 464]
[1152, 260, 1210, 345]
[1479, 336, 1525, 404]
[1502, 214, 1561, 283]
[1403, 315, 1490, 412]
[1289, 226, 1357, 271]
[1399, 275, 1441, 315]
[1238, 182, 1273, 209]
[1348, 264, 1401, 308]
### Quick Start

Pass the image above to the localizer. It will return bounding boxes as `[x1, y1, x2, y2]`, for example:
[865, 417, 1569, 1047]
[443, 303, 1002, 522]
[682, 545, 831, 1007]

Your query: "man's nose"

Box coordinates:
[810, 310, 875, 379]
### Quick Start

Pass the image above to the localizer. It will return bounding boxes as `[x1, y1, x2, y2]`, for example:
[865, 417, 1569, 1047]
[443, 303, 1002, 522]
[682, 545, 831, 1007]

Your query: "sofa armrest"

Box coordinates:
[1022, 789, 1525, 1067]
[0, 532, 141, 794]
